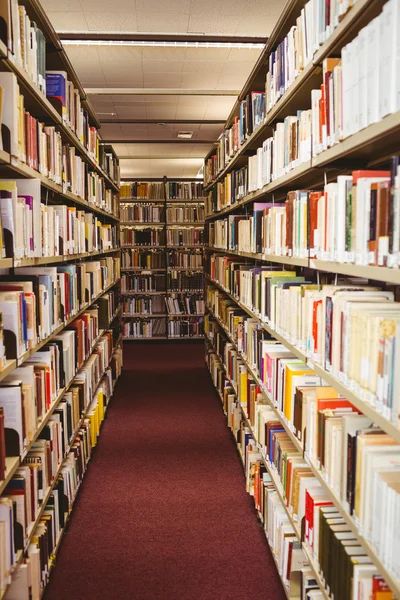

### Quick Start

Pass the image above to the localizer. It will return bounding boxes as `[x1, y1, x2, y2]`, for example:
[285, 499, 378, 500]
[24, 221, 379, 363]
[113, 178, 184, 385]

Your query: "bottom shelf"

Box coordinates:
[123, 336, 168, 341]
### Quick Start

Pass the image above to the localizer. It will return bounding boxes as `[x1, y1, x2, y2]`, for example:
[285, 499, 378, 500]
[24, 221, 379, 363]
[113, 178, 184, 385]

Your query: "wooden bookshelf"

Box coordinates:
[205, 300, 400, 596]
[0, 2, 123, 596]
[121, 179, 205, 340]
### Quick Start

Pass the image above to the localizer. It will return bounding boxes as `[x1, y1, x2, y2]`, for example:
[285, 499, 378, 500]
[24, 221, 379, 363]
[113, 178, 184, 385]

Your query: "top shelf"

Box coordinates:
[205, 0, 390, 190]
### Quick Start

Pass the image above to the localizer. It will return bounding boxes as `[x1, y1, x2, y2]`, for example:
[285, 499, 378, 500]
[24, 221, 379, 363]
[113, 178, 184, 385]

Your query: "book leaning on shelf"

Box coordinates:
[0, 256, 120, 361]
[207, 164, 400, 268]
[0, 333, 123, 598]
[205, 314, 396, 598]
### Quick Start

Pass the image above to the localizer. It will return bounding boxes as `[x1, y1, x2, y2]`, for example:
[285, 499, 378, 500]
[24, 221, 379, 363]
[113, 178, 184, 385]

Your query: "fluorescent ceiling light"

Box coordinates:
[62, 39, 264, 49]
[177, 131, 193, 139]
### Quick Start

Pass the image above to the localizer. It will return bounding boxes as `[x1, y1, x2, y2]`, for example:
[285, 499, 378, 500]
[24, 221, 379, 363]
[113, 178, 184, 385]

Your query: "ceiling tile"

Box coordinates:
[84, 11, 138, 31]
[46, 11, 88, 30]
[187, 14, 240, 34]
[136, 0, 190, 12]
[182, 60, 224, 75]
[141, 47, 187, 60]
[81, 0, 136, 11]
[143, 73, 183, 87]
[189, 0, 246, 16]
[142, 59, 184, 74]
[179, 72, 221, 90]
[42, 0, 82, 11]
[136, 12, 189, 33]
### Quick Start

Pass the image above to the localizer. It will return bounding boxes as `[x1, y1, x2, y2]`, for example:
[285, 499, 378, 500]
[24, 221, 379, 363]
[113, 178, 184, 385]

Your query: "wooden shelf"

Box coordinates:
[121, 245, 166, 249]
[206, 302, 400, 596]
[169, 335, 204, 339]
[166, 245, 204, 249]
[122, 313, 167, 318]
[167, 266, 203, 270]
[121, 267, 166, 272]
[0, 60, 118, 192]
[120, 222, 164, 226]
[310, 259, 400, 285]
[121, 291, 166, 295]
[123, 336, 167, 341]
[166, 222, 205, 226]
[205, 246, 309, 267]
[0, 456, 21, 495]
[167, 314, 205, 317]
[204, 0, 391, 191]
[14, 248, 120, 268]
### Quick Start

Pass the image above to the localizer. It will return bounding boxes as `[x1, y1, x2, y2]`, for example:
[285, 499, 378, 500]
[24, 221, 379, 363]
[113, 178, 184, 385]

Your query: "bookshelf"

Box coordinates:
[0, 0, 123, 597]
[120, 178, 205, 340]
[203, 0, 400, 596]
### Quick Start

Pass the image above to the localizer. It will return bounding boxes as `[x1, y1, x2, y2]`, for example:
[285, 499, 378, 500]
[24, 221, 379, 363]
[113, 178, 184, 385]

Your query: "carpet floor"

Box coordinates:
[44, 342, 287, 600]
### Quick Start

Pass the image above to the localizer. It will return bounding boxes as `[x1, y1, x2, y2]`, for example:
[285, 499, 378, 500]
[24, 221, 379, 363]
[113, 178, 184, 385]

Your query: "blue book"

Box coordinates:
[46, 71, 67, 118]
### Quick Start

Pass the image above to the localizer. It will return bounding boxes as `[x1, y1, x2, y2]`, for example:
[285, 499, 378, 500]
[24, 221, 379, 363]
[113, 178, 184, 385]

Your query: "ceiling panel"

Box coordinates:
[112, 142, 212, 157]
[99, 122, 222, 141]
[120, 157, 204, 178]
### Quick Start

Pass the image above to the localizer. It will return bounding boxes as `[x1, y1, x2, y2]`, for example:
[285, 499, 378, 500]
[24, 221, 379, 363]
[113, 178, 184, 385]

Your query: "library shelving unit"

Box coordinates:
[120, 178, 205, 340]
[202, 0, 400, 597]
[0, 1, 123, 598]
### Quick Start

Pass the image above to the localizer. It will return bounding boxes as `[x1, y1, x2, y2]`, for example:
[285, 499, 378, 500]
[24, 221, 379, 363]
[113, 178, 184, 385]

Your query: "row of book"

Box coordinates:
[205, 0, 395, 186]
[165, 294, 205, 315]
[166, 181, 205, 201]
[168, 317, 204, 338]
[0, 257, 120, 362]
[168, 271, 204, 293]
[312, 3, 400, 155]
[0, 179, 117, 261]
[119, 182, 205, 201]
[120, 227, 164, 248]
[166, 228, 204, 247]
[9, 0, 107, 169]
[1, 73, 118, 214]
[121, 273, 165, 293]
[208, 256, 400, 423]
[0, 295, 120, 475]
[205, 315, 395, 597]
[123, 318, 166, 339]
[121, 248, 204, 270]
[120, 203, 163, 223]
[0, 338, 123, 598]
[166, 206, 205, 223]
[1, 70, 116, 191]
[207, 164, 400, 268]
[205, 166, 249, 214]
[122, 295, 165, 316]
[204, 342, 305, 596]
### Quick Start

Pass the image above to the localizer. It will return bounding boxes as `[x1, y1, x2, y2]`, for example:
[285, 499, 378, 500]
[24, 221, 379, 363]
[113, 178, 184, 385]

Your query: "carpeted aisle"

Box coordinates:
[44, 342, 286, 600]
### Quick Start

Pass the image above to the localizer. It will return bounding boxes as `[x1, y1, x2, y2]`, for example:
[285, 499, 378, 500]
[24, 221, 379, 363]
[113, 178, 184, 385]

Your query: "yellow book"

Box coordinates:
[239, 365, 247, 407]
[283, 363, 319, 424]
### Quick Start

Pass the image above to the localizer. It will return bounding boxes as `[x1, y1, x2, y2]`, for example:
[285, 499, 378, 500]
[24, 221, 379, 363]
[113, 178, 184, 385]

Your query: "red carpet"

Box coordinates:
[44, 342, 286, 600]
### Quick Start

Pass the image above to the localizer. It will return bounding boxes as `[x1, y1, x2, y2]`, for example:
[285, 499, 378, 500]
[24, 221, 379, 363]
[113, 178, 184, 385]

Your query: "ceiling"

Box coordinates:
[43, 0, 285, 178]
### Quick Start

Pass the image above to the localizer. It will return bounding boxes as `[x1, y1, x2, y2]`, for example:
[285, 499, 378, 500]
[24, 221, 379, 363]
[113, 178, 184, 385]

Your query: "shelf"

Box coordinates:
[167, 266, 204, 271]
[121, 268, 166, 272]
[169, 335, 204, 339]
[312, 110, 400, 168]
[0, 157, 119, 222]
[0, 258, 12, 269]
[166, 245, 204, 249]
[166, 222, 205, 226]
[301, 544, 330, 600]
[166, 199, 205, 204]
[14, 248, 120, 268]
[167, 314, 205, 317]
[309, 259, 400, 285]
[120, 222, 164, 226]
[121, 291, 166, 295]
[205, 246, 309, 267]
[206, 303, 400, 597]
[119, 198, 165, 203]
[123, 336, 168, 341]
[206, 248, 400, 284]
[0, 456, 21, 495]
[121, 245, 166, 249]
[204, 0, 390, 191]
[0, 359, 18, 383]
[0, 60, 118, 192]
[15, 279, 120, 368]
[205, 160, 319, 220]
[122, 313, 167, 318]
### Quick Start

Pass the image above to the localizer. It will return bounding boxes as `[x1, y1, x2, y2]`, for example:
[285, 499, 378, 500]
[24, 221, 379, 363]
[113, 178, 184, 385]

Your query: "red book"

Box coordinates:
[308, 191, 323, 253]
[0, 407, 6, 480]
[352, 170, 390, 184]
[372, 576, 393, 599]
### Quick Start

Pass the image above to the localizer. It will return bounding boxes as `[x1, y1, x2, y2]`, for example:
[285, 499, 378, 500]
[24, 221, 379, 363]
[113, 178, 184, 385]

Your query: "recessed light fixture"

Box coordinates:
[62, 40, 264, 49]
[177, 131, 193, 139]
[96, 112, 117, 116]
